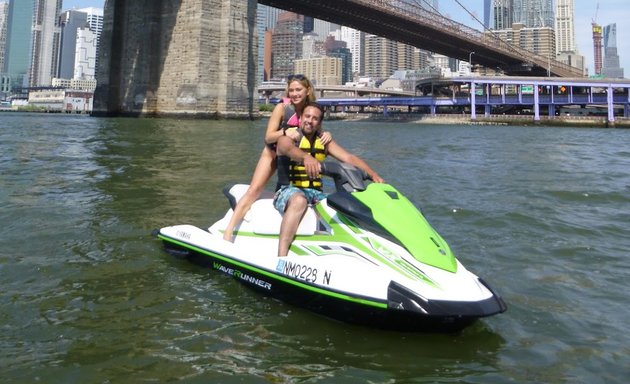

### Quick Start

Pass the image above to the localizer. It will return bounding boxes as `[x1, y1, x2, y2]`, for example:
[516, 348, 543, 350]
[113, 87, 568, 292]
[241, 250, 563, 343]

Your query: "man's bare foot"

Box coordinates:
[223, 230, 234, 242]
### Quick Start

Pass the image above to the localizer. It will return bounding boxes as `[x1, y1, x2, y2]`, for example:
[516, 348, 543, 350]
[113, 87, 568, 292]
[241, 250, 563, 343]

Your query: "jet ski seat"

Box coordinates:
[249, 199, 317, 235]
[224, 184, 317, 236]
[223, 184, 274, 210]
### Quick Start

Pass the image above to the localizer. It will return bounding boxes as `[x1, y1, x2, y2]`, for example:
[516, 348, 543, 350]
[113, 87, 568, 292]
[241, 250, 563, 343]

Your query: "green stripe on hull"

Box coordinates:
[158, 234, 387, 309]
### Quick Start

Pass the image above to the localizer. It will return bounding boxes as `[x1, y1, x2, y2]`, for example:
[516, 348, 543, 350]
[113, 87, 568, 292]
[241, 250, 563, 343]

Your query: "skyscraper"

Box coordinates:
[602, 23, 624, 78]
[256, 5, 281, 84]
[492, 0, 513, 30]
[364, 34, 397, 80]
[76, 7, 103, 75]
[271, 12, 303, 80]
[513, 0, 554, 28]
[58, 9, 88, 79]
[29, 0, 62, 87]
[483, 0, 491, 29]
[4, 0, 33, 88]
[0, 1, 8, 72]
[312, 19, 338, 42]
[592, 22, 602, 75]
[555, 0, 576, 54]
[73, 25, 97, 80]
[338, 26, 364, 77]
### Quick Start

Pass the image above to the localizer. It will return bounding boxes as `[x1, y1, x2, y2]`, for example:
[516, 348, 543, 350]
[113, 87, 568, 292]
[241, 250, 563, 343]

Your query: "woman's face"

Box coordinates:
[287, 80, 309, 106]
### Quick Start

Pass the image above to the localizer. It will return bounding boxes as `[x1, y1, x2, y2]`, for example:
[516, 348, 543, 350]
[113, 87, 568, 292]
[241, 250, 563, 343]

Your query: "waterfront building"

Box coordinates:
[29, 0, 62, 87]
[271, 11, 303, 80]
[52, 77, 96, 91]
[602, 23, 624, 79]
[294, 56, 342, 86]
[28, 86, 92, 112]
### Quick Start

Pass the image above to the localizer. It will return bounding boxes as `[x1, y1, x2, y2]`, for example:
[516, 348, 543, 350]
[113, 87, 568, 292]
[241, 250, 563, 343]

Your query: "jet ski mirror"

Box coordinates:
[320, 161, 369, 193]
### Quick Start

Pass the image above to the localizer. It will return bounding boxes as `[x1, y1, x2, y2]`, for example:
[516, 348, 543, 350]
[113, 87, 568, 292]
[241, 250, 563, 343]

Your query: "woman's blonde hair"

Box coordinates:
[286, 74, 317, 103]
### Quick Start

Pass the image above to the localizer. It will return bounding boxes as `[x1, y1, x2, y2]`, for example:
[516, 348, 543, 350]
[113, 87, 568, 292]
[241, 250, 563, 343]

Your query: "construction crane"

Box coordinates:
[592, 2, 599, 24]
[592, 1, 602, 75]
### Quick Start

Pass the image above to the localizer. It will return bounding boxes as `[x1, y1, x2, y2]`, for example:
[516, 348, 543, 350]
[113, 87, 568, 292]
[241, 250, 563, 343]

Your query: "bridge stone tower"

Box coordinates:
[94, 0, 257, 118]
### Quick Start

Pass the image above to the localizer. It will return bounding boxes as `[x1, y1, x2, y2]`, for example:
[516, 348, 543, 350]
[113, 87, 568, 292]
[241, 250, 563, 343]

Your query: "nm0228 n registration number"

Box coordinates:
[276, 260, 332, 285]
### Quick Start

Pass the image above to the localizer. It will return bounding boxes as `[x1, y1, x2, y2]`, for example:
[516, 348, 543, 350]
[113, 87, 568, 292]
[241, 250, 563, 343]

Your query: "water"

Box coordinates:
[1, 113, 629, 383]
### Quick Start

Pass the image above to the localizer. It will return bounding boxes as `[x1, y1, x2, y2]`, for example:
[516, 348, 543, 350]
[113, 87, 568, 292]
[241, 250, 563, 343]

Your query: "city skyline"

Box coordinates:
[64, 0, 627, 77]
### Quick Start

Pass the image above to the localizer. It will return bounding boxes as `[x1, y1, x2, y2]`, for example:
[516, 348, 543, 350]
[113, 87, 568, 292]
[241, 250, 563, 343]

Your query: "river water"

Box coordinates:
[1, 113, 629, 383]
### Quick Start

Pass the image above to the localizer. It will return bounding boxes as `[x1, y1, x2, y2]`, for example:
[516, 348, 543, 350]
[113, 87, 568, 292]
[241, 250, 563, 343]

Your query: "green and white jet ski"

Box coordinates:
[155, 162, 506, 332]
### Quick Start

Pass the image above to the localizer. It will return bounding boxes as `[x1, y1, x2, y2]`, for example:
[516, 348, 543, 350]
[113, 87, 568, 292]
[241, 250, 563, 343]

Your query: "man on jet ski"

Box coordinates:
[274, 102, 384, 257]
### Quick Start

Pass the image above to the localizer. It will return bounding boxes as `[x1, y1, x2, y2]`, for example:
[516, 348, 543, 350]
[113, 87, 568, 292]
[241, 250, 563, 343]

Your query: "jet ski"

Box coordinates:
[154, 162, 506, 332]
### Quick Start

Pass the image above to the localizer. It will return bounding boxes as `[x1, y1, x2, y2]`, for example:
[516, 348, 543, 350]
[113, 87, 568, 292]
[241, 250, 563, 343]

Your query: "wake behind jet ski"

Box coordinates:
[155, 162, 506, 332]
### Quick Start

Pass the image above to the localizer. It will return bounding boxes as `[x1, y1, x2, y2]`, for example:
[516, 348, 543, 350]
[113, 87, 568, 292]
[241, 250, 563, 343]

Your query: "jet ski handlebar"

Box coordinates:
[320, 161, 370, 193]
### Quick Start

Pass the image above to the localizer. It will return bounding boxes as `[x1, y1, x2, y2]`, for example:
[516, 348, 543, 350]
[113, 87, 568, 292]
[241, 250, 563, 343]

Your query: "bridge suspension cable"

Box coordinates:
[450, 0, 487, 31]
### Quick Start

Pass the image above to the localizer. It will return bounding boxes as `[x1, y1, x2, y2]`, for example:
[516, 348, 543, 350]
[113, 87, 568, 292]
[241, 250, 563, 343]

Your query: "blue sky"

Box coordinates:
[62, 0, 103, 10]
[63, 0, 628, 77]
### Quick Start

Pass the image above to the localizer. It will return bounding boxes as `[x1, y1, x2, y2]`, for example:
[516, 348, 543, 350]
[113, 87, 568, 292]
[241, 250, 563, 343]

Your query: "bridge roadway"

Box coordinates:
[259, 0, 582, 78]
[266, 77, 630, 123]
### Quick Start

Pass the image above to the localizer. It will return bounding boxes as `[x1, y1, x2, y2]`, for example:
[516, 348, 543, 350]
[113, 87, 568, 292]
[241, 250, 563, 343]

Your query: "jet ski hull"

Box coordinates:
[157, 225, 506, 333]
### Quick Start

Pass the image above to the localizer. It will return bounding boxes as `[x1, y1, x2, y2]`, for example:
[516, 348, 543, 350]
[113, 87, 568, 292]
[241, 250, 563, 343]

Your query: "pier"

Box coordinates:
[282, 76, 630, 124]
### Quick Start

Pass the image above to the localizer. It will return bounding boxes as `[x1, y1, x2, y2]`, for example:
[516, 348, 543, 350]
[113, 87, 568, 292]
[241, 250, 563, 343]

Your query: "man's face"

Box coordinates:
[301, 106, 322, 136]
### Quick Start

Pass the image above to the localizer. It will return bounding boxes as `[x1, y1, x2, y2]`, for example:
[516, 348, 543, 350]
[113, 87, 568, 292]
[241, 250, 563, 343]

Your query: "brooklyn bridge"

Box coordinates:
[94, 0, 583, 117]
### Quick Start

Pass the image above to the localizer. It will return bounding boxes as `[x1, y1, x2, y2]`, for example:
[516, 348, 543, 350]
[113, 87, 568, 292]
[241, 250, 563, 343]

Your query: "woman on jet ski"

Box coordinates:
[223, 74, 332, 242]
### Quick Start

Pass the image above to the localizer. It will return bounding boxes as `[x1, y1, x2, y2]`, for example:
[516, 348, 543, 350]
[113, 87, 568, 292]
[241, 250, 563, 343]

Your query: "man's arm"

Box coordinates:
[276, 136, 321, 179]
[326, 140, 384, 183]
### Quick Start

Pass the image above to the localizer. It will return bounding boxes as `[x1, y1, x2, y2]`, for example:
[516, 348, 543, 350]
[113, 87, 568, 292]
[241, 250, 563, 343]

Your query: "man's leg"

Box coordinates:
[278, 192, 308, 257]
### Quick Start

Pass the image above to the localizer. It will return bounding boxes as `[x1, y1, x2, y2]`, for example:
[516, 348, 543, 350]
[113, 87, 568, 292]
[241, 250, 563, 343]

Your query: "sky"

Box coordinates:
[62, 0, 103, 10]
[62, 0, 628, 77]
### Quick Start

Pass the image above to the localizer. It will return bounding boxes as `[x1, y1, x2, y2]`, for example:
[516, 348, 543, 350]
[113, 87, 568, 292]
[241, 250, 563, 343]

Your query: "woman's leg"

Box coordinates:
[223, 146, 277, 242]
